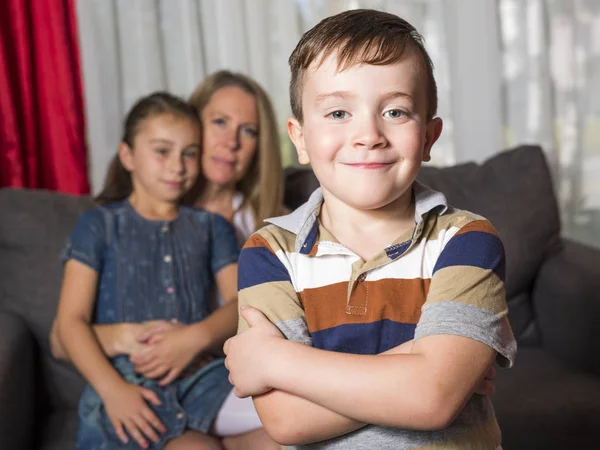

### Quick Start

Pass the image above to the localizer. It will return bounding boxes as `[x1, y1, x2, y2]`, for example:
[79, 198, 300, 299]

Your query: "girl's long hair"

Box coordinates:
[188, 71, 284, 231]
[95, 92, 202, 205]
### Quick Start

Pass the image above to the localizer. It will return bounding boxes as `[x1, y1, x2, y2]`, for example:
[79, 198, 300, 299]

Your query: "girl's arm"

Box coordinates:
[56, 259, 166, 447]
[55, 260, 124, 393]
[186, 263, 239, 354]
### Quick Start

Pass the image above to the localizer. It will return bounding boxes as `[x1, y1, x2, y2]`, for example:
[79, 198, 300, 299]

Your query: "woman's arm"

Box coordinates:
[50, 320, 144, 360]
[50, 319, 176, 361]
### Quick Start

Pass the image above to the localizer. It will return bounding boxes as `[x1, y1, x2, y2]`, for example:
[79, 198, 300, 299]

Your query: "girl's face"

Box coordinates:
[201, 86, 259, 189]
[120, 113, 201, 204]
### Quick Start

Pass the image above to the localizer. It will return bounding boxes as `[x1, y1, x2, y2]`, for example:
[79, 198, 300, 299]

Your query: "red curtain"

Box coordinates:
[0, 0, 89, 194]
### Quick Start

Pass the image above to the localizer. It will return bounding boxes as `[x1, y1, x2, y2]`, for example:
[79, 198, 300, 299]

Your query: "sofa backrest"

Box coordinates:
[283, 145, 563, 345]
[0, 188, 95, 412]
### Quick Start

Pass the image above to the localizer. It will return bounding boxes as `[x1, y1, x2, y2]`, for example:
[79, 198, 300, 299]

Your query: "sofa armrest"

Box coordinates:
[532, 238, 600, 375]
[0, 311, 36, 450]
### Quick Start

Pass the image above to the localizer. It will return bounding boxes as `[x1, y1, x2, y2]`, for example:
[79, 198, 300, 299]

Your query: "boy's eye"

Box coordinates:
[328, 110, 349, 120]
[383, 109, 407, 119]
[213, 118, 226, 127]
[156, 148, 169, 155]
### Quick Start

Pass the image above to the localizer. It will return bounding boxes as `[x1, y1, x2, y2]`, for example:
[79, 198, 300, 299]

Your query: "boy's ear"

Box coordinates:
[287, 117, 310, 165]
[422, 117, 443, 162]
[118, 142, 134, 171]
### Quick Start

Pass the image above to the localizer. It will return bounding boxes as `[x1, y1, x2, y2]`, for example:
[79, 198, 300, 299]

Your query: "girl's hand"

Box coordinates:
[102, 380, 167, 449]
[130, 325, 198, 386]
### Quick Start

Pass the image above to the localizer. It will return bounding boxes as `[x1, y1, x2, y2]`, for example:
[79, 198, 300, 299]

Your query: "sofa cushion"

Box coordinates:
[0, 188, 94, 412]
[494, 348, 600, 449]
[284, 146, 563, 343]
[37, 410, 78, 450]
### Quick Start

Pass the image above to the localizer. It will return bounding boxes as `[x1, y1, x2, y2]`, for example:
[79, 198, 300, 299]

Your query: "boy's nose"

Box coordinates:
[353, 118, 387, 150]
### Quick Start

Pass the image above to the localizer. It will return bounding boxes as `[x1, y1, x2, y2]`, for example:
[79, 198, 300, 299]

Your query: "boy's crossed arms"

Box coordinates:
[224, 304, 497, 446]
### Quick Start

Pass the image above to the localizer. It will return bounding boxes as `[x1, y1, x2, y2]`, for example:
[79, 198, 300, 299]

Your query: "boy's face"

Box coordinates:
[288, 51, 442, 212]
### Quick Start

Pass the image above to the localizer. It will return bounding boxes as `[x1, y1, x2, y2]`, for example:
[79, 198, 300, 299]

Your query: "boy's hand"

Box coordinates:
[102, 380, 167, 448]
[130, 325, 198, 386]
[223, 305, 285, 398]
[474, 366, 496, 396]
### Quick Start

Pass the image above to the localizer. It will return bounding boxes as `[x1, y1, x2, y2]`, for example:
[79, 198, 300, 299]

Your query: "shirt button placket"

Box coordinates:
[162, 222, 177, 318]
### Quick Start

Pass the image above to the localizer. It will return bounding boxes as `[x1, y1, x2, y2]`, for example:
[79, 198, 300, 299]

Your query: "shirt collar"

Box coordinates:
[265, 181, 448, 254]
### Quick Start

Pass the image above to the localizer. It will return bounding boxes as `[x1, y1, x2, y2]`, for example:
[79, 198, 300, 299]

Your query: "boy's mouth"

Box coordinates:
[344, 162, 392, 169]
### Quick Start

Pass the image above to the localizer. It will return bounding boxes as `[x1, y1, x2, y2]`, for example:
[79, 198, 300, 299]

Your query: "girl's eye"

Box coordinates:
[183, 149, 198, 159]
[328, 110, 349, 120]
[383, 109, 407, 119]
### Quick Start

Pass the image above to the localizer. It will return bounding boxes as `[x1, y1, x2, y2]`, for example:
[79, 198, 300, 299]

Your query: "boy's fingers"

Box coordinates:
[485, 366, 497, 380]
[223, 338, 230, 355]
[239, 305, 269, 327]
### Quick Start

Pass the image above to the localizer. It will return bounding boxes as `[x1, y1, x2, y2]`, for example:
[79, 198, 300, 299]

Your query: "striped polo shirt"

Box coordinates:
[238, 182, 517, 449]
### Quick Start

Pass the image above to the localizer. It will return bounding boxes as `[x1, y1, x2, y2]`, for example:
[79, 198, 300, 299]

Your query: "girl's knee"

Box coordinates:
[222, 428, 280, 450]
[164, 431, 223, 450]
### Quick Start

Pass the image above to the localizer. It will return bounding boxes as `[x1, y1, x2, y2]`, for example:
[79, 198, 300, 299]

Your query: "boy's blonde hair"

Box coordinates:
[289, 9, 438, 122]
[188, 70, 284, 231]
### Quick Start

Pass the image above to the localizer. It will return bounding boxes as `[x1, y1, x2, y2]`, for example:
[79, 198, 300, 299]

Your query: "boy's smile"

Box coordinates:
[288, 51, 442, 214]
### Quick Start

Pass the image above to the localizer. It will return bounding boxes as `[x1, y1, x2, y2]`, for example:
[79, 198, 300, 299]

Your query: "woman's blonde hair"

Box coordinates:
[188, 70, 284, 231]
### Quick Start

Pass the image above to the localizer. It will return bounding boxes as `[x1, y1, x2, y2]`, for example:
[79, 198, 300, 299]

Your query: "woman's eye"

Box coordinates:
[328, 110, 348, 120]
[242, 127, 258, 138]
[383, 109, 407, 119]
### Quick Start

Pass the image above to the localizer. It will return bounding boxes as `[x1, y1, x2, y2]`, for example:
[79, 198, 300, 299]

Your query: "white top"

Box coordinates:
[211, 192, 256, 309]
[232, 192, 255, 244]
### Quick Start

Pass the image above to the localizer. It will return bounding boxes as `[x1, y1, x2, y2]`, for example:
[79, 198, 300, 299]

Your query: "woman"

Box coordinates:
[187, 70, 285, 242]
[50, 71, 286, 449]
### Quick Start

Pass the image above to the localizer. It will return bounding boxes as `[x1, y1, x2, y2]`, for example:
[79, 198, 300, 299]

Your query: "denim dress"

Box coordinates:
[63, 201, 239, 449]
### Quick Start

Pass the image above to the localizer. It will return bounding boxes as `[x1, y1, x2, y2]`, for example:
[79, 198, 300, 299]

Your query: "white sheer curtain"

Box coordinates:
[500, 0, 600, 245]
[76, 0, 600, 247]
[76, 0, 455, 191]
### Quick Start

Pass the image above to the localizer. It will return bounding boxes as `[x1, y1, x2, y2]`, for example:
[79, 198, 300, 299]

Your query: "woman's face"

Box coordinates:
[201, 85, 259, 189]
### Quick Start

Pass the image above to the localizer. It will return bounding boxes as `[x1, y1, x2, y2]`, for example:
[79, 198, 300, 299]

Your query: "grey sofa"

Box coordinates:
[1, 145, 599, 449]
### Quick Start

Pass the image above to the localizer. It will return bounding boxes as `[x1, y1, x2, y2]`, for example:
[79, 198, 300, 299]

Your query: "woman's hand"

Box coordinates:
[110, 320, 178, 358]
[102, 380, 167, 449]
[130, 324, 199, 386]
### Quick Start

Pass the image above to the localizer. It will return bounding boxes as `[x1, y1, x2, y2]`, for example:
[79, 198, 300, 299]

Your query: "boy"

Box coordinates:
[224, 9, 516, 449]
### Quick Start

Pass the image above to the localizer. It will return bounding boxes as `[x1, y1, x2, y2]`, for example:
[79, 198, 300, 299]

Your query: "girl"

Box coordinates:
[55, 92, 238, 450]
